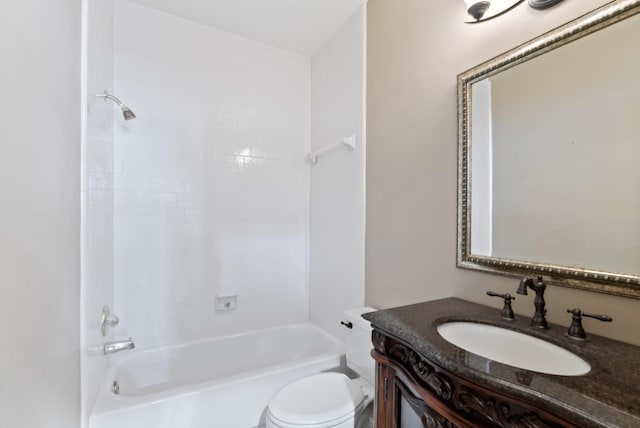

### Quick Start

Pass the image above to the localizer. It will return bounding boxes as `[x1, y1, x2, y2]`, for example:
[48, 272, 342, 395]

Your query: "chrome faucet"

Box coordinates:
[516, 276, 548, 329]
[104, 337, 135, 355]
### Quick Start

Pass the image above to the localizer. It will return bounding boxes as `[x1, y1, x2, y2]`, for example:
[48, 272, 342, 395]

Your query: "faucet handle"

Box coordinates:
[582, 312, 613, 322]
[101, 305, 120, 336]
[487, 291, 516, 321]
[566, 308, 612, 340]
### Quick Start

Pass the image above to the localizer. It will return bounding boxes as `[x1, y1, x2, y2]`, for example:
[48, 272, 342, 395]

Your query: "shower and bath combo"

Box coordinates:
[96, 90, 136, 120]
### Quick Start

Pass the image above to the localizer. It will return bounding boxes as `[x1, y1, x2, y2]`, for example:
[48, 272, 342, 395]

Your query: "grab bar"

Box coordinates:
[307, 134, 356, 165]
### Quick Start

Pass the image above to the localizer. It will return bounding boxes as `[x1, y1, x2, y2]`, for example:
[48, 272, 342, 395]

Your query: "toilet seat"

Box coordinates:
[267, 373, 365, 428]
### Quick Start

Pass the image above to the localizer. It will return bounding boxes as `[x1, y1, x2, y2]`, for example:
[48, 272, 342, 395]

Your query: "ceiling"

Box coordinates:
[128, 0, 365, 57]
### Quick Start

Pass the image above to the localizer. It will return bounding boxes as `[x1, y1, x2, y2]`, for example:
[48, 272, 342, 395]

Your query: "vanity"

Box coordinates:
[361, 1, 640, 425]
[363, 298, 640, 428]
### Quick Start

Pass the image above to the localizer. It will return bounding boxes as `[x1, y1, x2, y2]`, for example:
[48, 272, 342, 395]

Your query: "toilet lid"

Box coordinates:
[268, 373, 365, 427]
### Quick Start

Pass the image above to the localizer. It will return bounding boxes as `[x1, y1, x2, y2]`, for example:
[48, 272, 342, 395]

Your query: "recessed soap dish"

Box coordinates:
[216, 293, 238, 311]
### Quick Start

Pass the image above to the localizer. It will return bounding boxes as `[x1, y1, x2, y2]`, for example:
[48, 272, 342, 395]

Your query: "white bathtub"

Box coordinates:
[90, 323, 344, 428]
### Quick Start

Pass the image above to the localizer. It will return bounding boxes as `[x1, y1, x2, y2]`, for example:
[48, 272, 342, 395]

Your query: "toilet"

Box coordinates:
[265, 307, 377, 428]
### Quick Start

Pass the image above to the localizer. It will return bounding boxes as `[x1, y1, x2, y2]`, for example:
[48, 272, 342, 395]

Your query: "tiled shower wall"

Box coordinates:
[112, 1, 311, 348]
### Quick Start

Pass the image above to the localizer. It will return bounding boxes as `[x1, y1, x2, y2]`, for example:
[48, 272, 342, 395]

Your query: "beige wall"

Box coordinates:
[365, 0, 640, 346]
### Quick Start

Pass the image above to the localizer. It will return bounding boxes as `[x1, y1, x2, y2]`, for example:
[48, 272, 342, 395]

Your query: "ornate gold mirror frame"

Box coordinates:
[457, 0, 640, 299]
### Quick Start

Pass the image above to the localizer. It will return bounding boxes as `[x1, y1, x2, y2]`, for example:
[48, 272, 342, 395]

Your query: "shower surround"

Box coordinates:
[112, 1, 311, 349]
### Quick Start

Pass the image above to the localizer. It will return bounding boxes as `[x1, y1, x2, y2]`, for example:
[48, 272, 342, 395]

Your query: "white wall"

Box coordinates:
[81, 0, 115, 422]
[366, 0, 640, 346]
[309, 7, 367, 339]
[0, 1, 81, 427]
[112, 1, 311, 348]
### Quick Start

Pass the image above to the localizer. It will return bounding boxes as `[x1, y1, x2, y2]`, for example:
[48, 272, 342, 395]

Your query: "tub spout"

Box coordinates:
[104, 337, 135, 355]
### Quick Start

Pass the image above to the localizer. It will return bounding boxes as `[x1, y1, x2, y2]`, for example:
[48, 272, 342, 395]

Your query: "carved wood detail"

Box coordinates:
[382, 340, 454, 401]
[372, 330, 386, 354]
[373, 330, 571, 428]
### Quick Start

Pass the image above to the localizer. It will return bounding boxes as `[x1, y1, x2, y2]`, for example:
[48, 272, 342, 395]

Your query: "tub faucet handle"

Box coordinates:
[101, 305, 120, 336]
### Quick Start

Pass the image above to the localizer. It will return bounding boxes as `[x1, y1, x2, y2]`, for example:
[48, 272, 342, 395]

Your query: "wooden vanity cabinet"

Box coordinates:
[376, 360, 460, 428]
[371, 330, 578, 428]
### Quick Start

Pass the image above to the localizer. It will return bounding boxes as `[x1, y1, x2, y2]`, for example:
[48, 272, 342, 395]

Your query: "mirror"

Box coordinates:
[457, 0, 640, 299]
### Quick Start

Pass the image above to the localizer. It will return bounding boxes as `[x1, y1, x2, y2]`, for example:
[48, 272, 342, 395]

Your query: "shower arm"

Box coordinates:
[96, 91, 126, 108]
[96, 90, 136, 120]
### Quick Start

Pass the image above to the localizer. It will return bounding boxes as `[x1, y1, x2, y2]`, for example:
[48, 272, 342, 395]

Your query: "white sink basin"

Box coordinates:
[437, 322, 590, 376]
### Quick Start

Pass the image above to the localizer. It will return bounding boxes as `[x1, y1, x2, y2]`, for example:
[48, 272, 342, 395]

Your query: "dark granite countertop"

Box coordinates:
[362, 297, 640, 428]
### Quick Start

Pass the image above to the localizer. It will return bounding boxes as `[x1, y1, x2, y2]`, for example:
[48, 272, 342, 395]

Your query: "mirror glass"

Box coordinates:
[458, 1, 640, 298]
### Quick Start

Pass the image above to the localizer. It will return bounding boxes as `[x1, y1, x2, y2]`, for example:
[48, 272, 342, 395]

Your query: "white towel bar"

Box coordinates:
[307, 135, 356, 165]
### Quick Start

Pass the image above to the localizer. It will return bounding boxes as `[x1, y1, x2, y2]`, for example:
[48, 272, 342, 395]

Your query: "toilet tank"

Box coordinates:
[343, 307, 377, 385]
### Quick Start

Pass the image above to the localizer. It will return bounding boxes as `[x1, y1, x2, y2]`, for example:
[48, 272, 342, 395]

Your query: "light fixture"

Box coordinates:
[463, 0, 564, 23]
[464, 0, 491, 21]
[529, 0, 564, 9]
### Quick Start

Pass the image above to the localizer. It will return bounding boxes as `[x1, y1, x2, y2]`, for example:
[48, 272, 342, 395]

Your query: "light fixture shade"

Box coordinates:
[529, 0, 564, 9]
[465, 0, 491, 21]
[464, 0, 527, 23]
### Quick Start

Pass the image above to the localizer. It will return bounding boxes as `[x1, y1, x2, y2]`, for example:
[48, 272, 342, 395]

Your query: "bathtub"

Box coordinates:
[90, 323, 344, 428]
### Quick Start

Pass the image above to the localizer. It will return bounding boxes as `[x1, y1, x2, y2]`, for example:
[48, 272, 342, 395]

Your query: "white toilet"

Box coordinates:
[265, 307, 377, 428]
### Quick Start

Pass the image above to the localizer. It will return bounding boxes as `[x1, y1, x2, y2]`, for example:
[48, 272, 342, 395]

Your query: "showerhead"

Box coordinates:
[96, 90, 137, 120]
[121, 106, 136, 120]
